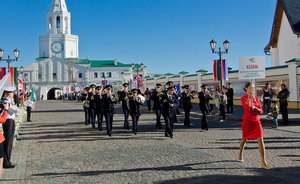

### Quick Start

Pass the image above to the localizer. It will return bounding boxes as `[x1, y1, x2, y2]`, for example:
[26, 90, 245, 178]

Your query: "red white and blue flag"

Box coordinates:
[213, 59, 228, 81]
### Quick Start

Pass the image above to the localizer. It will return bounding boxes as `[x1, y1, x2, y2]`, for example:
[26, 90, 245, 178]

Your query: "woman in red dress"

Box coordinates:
[238, 82, 269, 169]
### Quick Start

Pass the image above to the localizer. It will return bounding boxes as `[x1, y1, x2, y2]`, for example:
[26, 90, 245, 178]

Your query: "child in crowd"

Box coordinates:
[26, 94, 34, 122]
[269, 101, 279, 128]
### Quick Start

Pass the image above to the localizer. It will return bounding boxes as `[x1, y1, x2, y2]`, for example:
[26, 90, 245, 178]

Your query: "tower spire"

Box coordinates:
[49, 0, 68, 12]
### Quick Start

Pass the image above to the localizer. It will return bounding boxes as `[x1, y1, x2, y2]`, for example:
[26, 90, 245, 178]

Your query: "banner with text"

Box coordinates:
[239, 56, 265, 79]
[133, 74, 143, 87]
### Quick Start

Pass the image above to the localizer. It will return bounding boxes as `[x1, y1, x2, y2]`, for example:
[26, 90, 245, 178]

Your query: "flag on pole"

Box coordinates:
[177, 83, 181, 95]
[213, 59, 228, 81]
[101, 80, 107, 86]
[1, 67, 8, 79]
[9, 67, 18, 87]
[30, 88, 34, 101]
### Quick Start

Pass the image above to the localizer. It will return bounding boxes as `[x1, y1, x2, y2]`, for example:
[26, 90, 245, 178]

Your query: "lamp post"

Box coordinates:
[210, 39, 230, 90]
[0, 48, 20, 70]
[131, 63, 144, 90]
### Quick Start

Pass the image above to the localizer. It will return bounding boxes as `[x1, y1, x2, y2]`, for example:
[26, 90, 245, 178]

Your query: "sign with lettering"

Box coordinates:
[239, 56, 265, 79]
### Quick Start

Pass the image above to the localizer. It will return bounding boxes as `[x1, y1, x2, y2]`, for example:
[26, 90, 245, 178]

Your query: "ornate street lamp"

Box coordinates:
[209, 39, 230, 90]
[0, 47, 20, 69]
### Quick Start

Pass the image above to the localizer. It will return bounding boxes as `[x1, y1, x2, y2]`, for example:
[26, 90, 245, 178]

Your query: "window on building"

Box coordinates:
[24, 73, 29, 81]
[49, 17, 52, 29]
[56, 16, 60, 28]
[107, 72, 112, 78]
[94, 72, 98, 78]
[53, 73, 57, 79]
[79, 73, 82, 78]
[38, 73, 42, 79]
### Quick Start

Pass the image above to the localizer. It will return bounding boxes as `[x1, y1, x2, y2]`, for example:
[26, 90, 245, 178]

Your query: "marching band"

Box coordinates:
[80, 81, 211, 138]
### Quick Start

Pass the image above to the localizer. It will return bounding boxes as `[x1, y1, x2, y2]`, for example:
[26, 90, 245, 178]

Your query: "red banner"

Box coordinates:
[133, 74, 143, 87]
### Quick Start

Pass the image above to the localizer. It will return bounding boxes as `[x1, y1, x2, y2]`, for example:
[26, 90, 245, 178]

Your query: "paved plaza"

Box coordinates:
[2, 101, 300, 183]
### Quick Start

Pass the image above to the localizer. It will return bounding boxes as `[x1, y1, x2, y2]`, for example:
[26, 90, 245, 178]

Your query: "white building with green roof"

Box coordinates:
[20, 0, 146, 100]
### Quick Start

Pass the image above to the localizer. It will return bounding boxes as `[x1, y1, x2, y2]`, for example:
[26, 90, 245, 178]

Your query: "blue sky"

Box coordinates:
[0, 0, 277, 74]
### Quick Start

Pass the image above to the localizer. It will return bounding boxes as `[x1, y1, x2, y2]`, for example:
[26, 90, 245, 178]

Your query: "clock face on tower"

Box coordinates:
[51, 41, 64, 54]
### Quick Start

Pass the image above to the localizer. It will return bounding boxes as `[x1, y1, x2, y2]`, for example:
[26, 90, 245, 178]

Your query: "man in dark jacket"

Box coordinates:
[226, 82, 234, 115]
[87, 84, 96, 128]
[181, 85, 194, 127]
[102, 85, 116, 136]
[277, 84, 289, 126]
[119, 83, 130, 130]
[81, 87, 89, 125]
[160, 86, 177, 138]
[197, 84, 213, 130]
[129, 89, 143, 135]
[94, 86, 103, 131]
[150, 84, 162, 129]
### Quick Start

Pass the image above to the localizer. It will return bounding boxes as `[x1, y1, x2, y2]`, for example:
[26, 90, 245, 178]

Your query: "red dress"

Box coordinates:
[241, 94, 263, 139]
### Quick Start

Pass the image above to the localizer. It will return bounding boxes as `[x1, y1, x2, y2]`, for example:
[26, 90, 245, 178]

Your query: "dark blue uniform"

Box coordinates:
[102, 94, 116, 135]
[119, 90, 130, 129]
[94, 94, 103, 130]
[197, 91, 213, 130]
[88, 91, 96, 127]
[181, 92, 193, 127]
[81, 92, 89, 125]
[129, 96, 143, 134]
[150, 89, 162, 128]
[160, 93, 177, 138]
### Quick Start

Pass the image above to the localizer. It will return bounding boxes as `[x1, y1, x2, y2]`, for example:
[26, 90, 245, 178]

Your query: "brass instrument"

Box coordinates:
[99, 86, 104, 99]
[137, 94, 145, 104]
[125, 91, 131, 109]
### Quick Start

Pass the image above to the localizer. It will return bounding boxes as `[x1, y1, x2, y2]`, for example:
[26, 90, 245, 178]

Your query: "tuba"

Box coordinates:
[137, 94, 145, 104]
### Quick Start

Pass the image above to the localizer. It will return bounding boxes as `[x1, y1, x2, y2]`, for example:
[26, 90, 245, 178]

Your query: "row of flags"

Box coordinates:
[213, 59, 228, 81]
[0, 67, 18, 87]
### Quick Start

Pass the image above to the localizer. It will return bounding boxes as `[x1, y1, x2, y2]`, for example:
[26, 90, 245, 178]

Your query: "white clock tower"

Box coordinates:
[39, 0, 79, 59]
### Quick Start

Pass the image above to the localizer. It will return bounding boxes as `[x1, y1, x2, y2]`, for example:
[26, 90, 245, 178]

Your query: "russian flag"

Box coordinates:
[213, 59, 228, 81]
[1, 67, 7, 79]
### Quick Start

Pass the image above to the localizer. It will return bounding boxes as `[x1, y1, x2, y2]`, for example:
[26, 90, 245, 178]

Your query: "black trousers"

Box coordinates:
[164, 115, 173, 136]
[122, 108, 130, 128]
[201, 110, 208, 129]
[27, 106, 31, 121]
[96, 113, 103, 129]
[84, 108, 89, 124]
[3, 119, 15, 166]
[184, 108, 190, 126]
[131, 114, 139, 132]
[220, 105, 225, 120]
[104, 113, 113, 133]
[146, 100, 151, 110]
[155, 109, 162, 128]
[280, 104, 288, 123]
[227, 105, 233, 114]
[89, 108, 95, 125]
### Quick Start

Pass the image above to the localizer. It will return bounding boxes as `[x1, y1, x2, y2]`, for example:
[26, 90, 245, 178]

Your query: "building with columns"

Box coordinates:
[20, 0, 146, 100]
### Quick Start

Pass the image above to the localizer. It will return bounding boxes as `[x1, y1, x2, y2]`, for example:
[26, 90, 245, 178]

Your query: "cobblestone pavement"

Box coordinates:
[2, 101, 300, 183]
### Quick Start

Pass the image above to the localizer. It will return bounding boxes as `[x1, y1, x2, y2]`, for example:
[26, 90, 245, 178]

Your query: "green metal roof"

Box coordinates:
[68, 58, 135, 68]
[285, 58, 300, 64]
[179, 71, 189, 74]
[153, 74, 161, 77]
[165, 73, 173, 76]
[196, 69, 208, 73]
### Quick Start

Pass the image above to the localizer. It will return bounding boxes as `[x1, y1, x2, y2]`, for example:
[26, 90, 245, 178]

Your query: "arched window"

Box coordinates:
[65, 17, 68, 29]
[56, 16, 60, 28]
[49, 17, 52, 29]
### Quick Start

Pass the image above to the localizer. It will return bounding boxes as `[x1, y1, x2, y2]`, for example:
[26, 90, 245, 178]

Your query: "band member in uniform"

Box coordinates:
[165, 81, 179, 123]
[150, 84, 162, 129]
[161, 86, 177, 138]
[2, 86, 19, 168]
[197, 84, 213, 130]
[88, 84, 96, 128]
[81, 87, 90, 125]
[181, 85, 194, 127]
[129, 89, 143, 135]
[94, 86, 104, 131]
[102, 85, 116, 136]
[119, 83, 130, 130]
